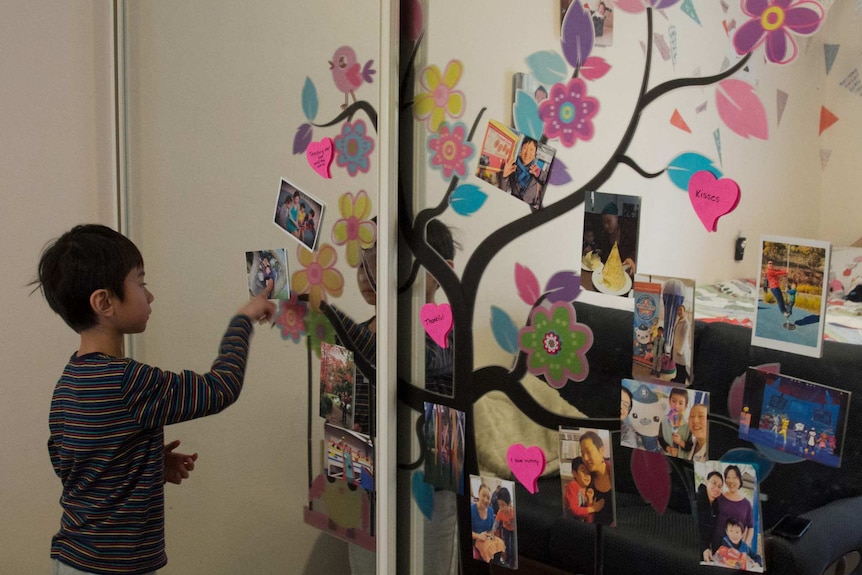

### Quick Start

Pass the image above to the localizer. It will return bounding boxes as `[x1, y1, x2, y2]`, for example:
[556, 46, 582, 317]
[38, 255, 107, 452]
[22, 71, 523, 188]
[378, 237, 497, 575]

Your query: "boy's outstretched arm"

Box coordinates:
[238, 292, 277, 325]
[164, 439, 198, 485]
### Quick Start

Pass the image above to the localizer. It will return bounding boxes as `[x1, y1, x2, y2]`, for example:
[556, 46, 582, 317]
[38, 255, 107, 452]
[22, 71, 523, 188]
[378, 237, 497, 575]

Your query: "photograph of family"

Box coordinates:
[621, 379, 709, 462]
[558, 427, 615, 526]
[274, 178, 325, 251]
[468, 474, 518, 569]
[695, 461, 764, 572]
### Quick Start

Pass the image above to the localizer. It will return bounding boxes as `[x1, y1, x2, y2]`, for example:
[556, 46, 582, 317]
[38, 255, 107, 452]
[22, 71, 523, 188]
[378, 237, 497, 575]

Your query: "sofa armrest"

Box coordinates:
[765, 496, 862, 575]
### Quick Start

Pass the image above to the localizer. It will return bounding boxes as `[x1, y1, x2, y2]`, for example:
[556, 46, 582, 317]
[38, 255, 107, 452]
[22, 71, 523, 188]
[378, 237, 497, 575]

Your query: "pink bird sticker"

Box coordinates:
[329, 45, 376, 110]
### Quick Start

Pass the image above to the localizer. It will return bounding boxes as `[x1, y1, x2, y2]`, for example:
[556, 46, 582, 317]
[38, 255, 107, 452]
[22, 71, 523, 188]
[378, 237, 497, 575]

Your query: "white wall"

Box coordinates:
[0, 2, 117, 573]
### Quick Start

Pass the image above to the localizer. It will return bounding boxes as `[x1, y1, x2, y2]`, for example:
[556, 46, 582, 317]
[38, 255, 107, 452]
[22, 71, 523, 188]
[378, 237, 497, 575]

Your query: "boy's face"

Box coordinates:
[620, 389, 631, 418]
[669, 393, 688, 413]
[112, 267, 153, 334]
[497, 499, 510, 512]
[575, 463, 592, 486]
[519, 141, 536, 164]
[357, 246, 377, 306]
[726, 524, 743, 544]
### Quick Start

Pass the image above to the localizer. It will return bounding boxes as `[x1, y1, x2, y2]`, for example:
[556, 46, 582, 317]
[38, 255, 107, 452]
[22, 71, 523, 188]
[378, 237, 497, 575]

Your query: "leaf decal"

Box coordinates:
[632, 449, 671, 514]
[491, 305, 519, 354]
[715, 79, 768, 140]
[579, 56, 611, 81]
[545, 271, 581, 303]
[515, 263, 541, 305]
[561, 2, 594, 70]
[293, 123, 313, 155]
[525, 51, 568, 86]
[449, 184, 487, 216]
[613, 0, 649, 13]
[547, 157, 572, 186]
[666, 152, 722, 191]
[301, 77, 319, 122]
[513, 90, 544, 141]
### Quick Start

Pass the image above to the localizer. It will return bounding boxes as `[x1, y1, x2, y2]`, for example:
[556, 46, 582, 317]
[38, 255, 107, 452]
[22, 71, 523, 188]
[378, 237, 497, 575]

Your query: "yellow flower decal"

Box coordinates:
[291, 244, 344, 310]
[413, 60, 465, 133]
[331, 190, 377, 268]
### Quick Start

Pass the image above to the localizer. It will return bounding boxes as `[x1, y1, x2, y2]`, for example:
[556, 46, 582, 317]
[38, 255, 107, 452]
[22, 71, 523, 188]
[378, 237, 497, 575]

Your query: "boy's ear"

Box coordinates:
[89, 289, 115, 318]
[445, 258, 455, 270]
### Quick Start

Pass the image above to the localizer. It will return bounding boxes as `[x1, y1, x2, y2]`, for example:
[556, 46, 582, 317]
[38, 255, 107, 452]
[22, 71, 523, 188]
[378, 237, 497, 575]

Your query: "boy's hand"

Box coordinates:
[164, 439, 198, 485]
[238, 293, 277, 325]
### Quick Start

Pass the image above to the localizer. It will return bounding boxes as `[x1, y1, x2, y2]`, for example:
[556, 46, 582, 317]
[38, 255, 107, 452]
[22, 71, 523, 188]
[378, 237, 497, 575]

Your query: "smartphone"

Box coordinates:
[771, 514, 811, 539]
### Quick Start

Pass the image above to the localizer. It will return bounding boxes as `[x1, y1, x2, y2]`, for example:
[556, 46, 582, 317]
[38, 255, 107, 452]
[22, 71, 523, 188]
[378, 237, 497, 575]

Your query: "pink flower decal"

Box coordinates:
[518, 302, 593, 388]
[276, 295, 308, 343]
[334, 120, 375, 176]
[733, 0, 825, 65]
[331, 190, 377, 268]
[538, 78, 599, 148]
[413, 60, 465, 133]
[427, 122, 475, 180]
[290, 243, 344, 310]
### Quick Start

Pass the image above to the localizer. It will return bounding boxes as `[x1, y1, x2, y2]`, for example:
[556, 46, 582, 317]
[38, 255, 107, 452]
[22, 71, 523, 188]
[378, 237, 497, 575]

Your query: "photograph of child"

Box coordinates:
[324, 423, 375, 491]
[559, 427, 615, 525]
[581, 192, 640, 296]
[560, 1, 614, 46]
[274, 178, 325, 251]
[631, 276, 694, 385]
[245, 248, 290, 300]
[319, 342, 357, 433]
[475, 120, 555, 212]
[468, 474, 518, 569]
[739, 367, 850, 468]
[620, 379, 709, 461]
[423, 402, 466, 495]
[753, 235, 830, 358]
[694, 461, 764, 572]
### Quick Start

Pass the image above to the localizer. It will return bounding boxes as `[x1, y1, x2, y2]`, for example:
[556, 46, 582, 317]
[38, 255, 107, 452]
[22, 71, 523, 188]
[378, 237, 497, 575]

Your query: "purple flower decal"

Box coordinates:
[518, 302, 593, 388]
[538, 78, 599, 148]
[427, 122, 475, 180]
[733, 0, 825, 65]
[334, 119, 375, 176]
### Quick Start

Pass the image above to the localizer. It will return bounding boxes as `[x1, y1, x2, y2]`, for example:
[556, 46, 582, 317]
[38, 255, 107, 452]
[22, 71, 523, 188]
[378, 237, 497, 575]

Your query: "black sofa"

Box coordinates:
[509, 300, 862, 575]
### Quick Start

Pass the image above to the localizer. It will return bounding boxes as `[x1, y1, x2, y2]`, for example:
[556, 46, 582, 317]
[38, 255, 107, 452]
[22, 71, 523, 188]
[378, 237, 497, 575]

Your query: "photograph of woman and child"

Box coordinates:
[468, 475, 518, 569]
[274, 178, 325, 251]
[695, 461, 764, 572]
[559, 427, 615, 526]
[620, 379, 709, 462]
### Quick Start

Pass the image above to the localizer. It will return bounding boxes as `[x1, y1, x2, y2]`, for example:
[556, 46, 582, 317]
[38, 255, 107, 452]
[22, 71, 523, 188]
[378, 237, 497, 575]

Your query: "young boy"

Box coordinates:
[492, 486, 516, 567]
[35, 224, 275, 575]
[658, 387, 693, 457]
[712, 517, 752, 569]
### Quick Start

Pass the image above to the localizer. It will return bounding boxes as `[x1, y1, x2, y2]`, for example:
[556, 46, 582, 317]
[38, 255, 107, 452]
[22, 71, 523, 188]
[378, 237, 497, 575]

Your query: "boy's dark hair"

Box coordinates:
[34, 224, 143, 333]
[726, 517, 744, 530]
[669, 388, 689, 405]
[496, 486, 511, 505]
[426, 219, 459, 261]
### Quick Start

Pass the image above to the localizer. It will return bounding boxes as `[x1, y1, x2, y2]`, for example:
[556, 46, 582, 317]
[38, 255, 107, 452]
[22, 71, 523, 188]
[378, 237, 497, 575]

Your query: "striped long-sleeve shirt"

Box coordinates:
[48, 315, 254, 575]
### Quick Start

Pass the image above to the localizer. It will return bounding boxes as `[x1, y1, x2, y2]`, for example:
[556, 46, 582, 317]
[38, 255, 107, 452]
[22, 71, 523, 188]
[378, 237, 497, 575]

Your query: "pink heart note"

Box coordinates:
[506, 444, 546, 495]
[306, 138, 334, 179]
[420, 303, 453, 348]
[688, 170, 740, 232]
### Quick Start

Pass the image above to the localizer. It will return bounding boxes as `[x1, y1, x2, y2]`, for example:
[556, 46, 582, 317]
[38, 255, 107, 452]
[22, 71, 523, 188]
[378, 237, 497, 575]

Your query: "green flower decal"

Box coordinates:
[518, 302, 593, 388]
[306, 309, 335, 358]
